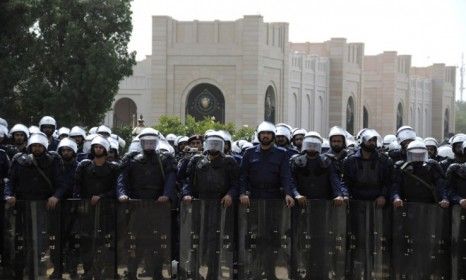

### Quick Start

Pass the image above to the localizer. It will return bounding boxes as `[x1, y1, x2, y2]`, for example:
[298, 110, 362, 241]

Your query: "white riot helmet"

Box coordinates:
[175, 136, 189, 147]
[383, 135, 397, 149]
[406, 140, 428, 163]
[219, 130, 232, 143]
[39, 116, 57, 130]
[388, 140, 401, 152]
[83, 134, 98, 154]
[360, 129, 382, 146]
[329, 126, 347, 144]
[57, 137, 78, 154]
[292, 128, 307, 139]
[128, 138, 142, 153]
[138, 128, 160, 151]
[450, 133, 466, 146]
[462, 141, 466, 154]
[166, 133, 177, 144]
[69, 126, 86, 138]
[28, 125, 40, 135]
[204, 131, 225, 153]
[157, 140, 175, 156]
[322, 138, 330, 152]
[437, 145, 454, 160]
[256, 121, 276, 136]
[276, 123, 293, 132]
[108, 137, 119, 151]
[89, 127, 98, 135]
[96, 125, 112, 137]
[301, 131, 323, 154]
[91, 135, 110, 153]
[111, 134, 126, 149]
[275, 126, 291, 142]
[10, 124, 30, 139]
[396, 126, 416, 145]
[0, 118, 8, 129]
[58, 127, 70, 138]
[424, 137, 439, 148]
[27, 132, 49, 149]
[0, 125, 8, 138]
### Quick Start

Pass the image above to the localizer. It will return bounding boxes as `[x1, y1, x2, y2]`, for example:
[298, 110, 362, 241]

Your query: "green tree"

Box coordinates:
[455, 101, 466, 133]
[0, 0, 135, 126]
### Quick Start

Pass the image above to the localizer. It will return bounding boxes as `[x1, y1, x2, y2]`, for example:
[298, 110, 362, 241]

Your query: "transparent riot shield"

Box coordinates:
[392, 202, 451, 279]
[238, 199, 291, 280]
[63, 199, 116, 279]
[452, 205, 466, 279]
[117, 200, 172, 279]
[291, 199, 346, 280]
[1, 200, 15, 278]
[179, 199, 234, 280]
[346, 200, 391, 280]
[5, 200, 61, 279]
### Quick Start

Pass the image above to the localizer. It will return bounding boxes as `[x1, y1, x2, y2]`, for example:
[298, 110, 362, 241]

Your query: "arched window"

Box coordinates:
[113, 98, 137, 128]
[346, 96, 355, 135]
[396, 103, 403, 129]
[264, 86, 276, 123]
[186, 83, 225, 123]
[363, 106, 369, 128]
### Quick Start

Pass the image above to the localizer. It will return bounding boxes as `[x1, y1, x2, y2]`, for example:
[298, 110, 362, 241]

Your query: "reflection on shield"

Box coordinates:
[452, 205, 466, 279]
[117, 200, 172, 280]
[179, 199, 234, 280]
[392, 203, 451, 279]
[346, 200, 391, 280]
[291, 200, 346, 280]
[238, 200, 291, 280]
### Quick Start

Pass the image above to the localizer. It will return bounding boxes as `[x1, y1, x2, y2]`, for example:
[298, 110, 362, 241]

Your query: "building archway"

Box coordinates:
[346, 96, 355, 135]
[265, 86, 276, 123]
[186, 83, 225, 123]
[396, 102, 403, 129]
[113, 97, 137, 128]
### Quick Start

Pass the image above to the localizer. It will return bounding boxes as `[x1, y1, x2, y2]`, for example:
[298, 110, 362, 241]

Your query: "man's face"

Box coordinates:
[179, 142, 188, 152]
[93, 144, 106, 158]
[363, 138, 377, 152]
[426, 146, 437, 158]
[189, 140, 203, 150]
[259, 132, 274, 146]
[30, 143, 45, 157]
[71, 136, 84, 145]
[330, 135, 345, 153]
[41, 125, 54, 137]
[400, 139, 414, 152]
[60, 147, 74, 161]
[275, 135, 287, 146]
[13, 132, 26, 145]
[292, 135, 304, 149]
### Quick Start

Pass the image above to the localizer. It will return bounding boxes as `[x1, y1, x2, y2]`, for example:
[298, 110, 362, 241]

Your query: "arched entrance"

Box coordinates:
[396, 103, 403, 129]
[113, 98, 137, 128]
[186, 83, 225, 123]
[346, 96, 355, 135]
[264, 86, 276, 123]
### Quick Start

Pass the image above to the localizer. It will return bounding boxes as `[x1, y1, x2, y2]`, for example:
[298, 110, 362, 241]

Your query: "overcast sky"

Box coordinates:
[128, 0, 466, 98]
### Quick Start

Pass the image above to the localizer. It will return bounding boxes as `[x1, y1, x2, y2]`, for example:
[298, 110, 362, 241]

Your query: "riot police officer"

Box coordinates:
[5, 132, 65, 279]
[396, 126, 417, 161]
[69, 126, 86, 154]
[57, 138, 78, 198]
[38, 116, 59, 152]
[275, 124, 299, 157]
[392, 140, 449, 208]
[424, 137, 442, 161]
[74, 135, 119, 279]
[0, 142, 9, 277]
[440, 133, 466, 172]
[117, 128, 176, 280]
[5, 124, 29, 159]
[343, 129, 390, 206]
[445, 141, 466, 209]
[290, 132, 346, 206]
[291, 128, 306, 151]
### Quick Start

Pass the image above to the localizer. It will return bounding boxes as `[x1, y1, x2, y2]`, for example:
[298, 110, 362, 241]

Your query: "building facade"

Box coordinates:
[107, 15, 455, 140]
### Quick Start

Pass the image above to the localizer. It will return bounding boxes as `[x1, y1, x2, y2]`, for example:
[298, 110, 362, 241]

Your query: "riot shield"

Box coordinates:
[63, 199, 117, 279]
[179, 199, 234, 280]
[238, 199, 291, 280]
[392, 202, 451, 279]
[1, 200, 15, 278]
[117, 200, 172, 279]
[291, 199, 346, 280]
[452, 205, 466, 279]
[5, 200, 61, 279]
[346, 200, 391, 280]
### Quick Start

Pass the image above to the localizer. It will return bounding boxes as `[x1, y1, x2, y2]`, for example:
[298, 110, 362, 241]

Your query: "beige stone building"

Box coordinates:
[107, 15, 455, 140]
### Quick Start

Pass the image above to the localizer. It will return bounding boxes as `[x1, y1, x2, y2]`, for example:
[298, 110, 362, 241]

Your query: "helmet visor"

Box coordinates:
[301, 137, 322, 153]
[407, 149, 428, 163]
[204, 138, 224, 153]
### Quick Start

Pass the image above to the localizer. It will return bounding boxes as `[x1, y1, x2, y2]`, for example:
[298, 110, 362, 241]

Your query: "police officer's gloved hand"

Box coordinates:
[333, 196, 345, 207]
[221, 194, 232, 208]
[157, 195, 169, 203]
[393, 198, 403, 208]
[375, 196, 386, 208]
[460, 199, 466, 209]
[438, 199, 450, 209]
[182, 195, 192, 204]
[118, 195, 129, 202]
[285, 194, 295, 208]
[239, 194, 250, 207]
[5, 196, 16, 206]
[295, 195, 307, 207]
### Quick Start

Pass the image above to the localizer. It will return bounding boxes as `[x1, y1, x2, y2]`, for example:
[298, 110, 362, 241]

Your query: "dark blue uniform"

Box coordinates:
[61, 160, 78, 199]
[445, 163, 466, 205]
[290, 154, 346, 199]
[342, 148, 391, 200]
[240, 145, 293, 199]
[391, 160, 448, 203]
[0, 149, 9, 194]
[47, 138, 59, 152]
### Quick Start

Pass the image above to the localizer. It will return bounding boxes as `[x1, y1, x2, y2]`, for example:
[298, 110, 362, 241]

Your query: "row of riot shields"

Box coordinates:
[0, 200, 172, 280]
[0, 199, 465, 279]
